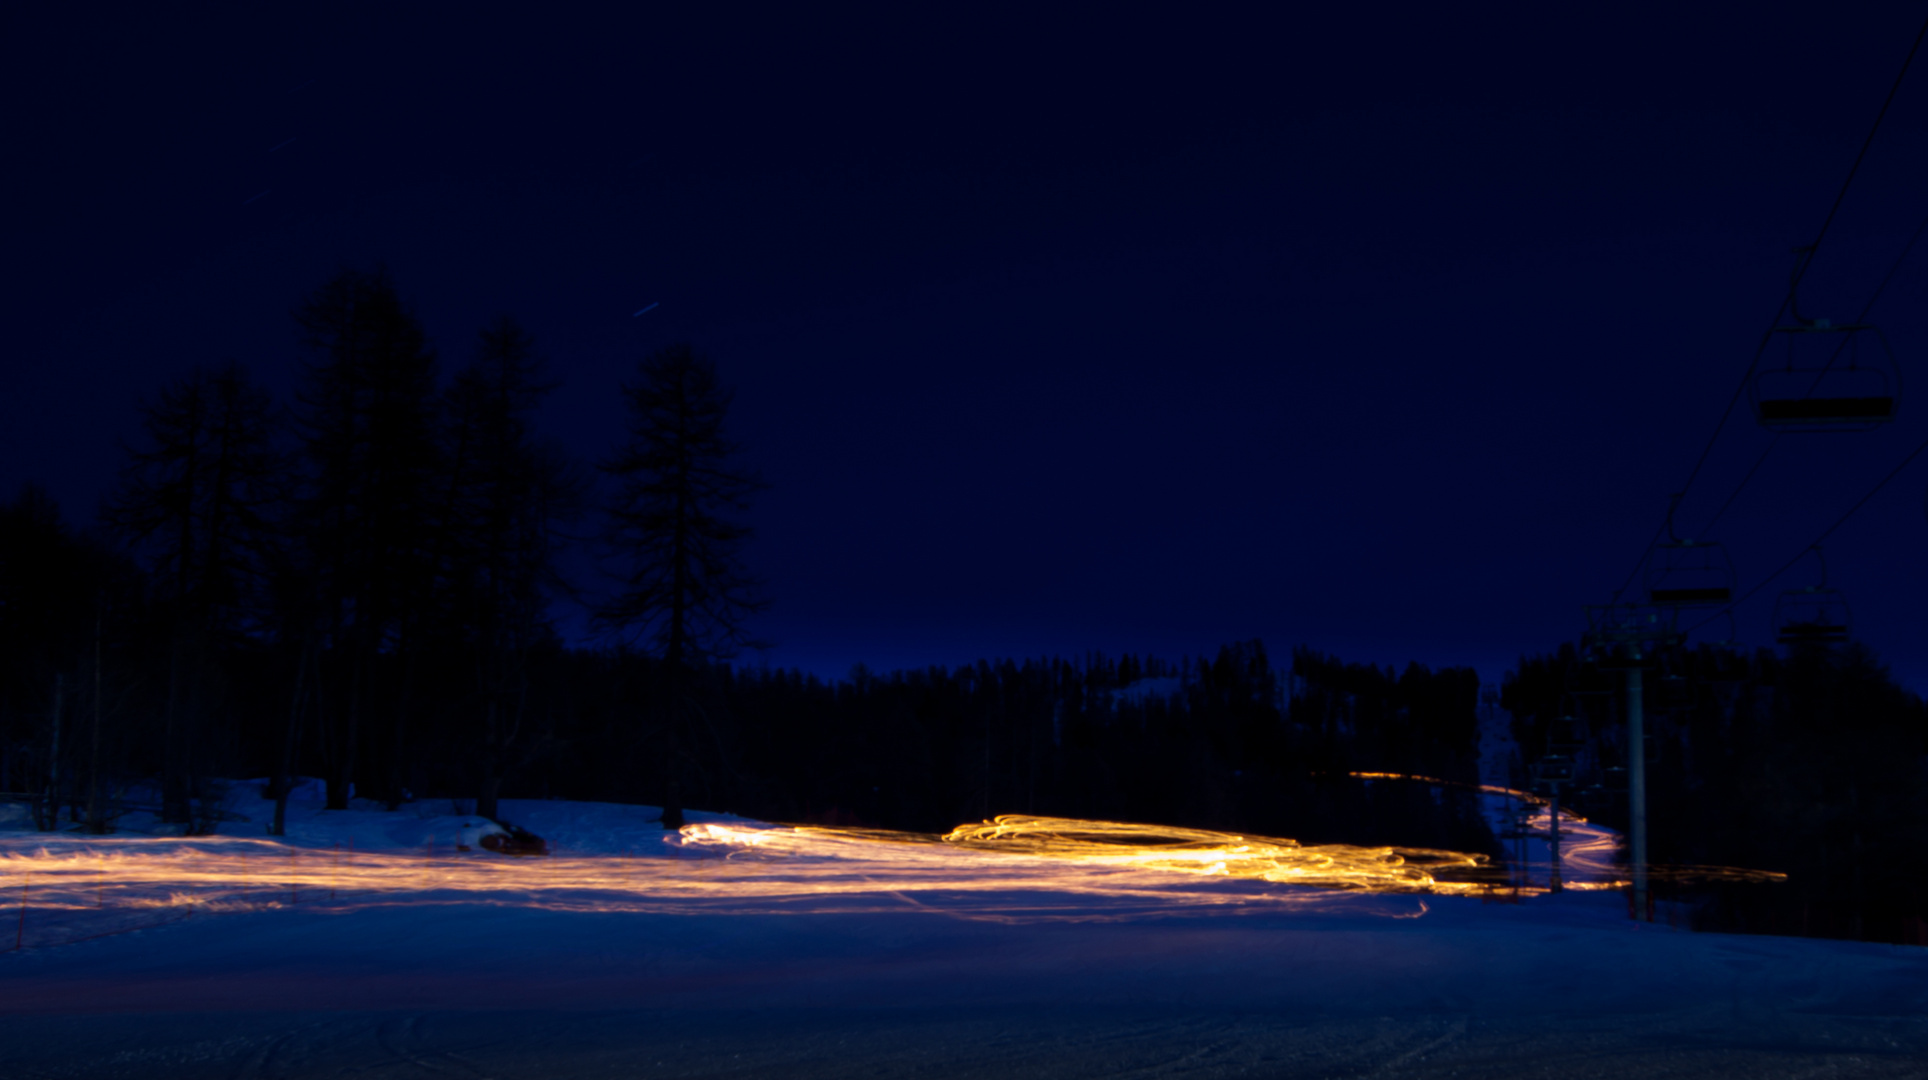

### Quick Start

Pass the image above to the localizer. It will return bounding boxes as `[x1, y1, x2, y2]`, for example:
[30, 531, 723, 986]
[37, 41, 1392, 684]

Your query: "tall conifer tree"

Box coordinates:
[291, 267, 440, 810]
[437, 316, 575, 820]
[596, 343, 765, 829]
[104, 361, 282, 822]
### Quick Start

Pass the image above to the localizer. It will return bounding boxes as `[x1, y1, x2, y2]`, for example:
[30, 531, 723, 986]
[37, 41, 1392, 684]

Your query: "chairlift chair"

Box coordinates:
[1640, 494, 1735, 608]
[1646, 538, 1735, 607]
[1531, 755, 1576, 784]
[1773, 546, 1851, 646]
[1776, 610, 1850, 644]
[1774, 588, 1851, 644]
[1752, 322, 1899, 432]
[1750, 250, 1901, 432]
[1699, 611, 1744, 652]
[1547, 713, 1583, 752]
[1583, 604, 1682, 662]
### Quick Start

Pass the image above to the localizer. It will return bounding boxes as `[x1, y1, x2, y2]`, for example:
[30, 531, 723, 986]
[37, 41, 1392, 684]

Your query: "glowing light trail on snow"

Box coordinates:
[0, 816, 1492, 944]
[0, 812, 1777, 948]
[1345, 771, 1785, 890]
[934, 815, 1490, 892]
[1348, 770, 1555, 806]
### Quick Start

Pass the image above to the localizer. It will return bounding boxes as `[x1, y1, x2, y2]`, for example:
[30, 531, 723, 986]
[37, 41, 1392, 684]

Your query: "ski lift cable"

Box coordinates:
[1792, 13, 1928, 298]
[1699, 435, 1780, 537]
[1696, 209, 1928, 538]
[1617, 18, 1927, 594]
[1840, 206, 1928, 329]
[1686, 427, 1928, 635]
[1761, 207, 1926, 421]
[1697, 13, 1926, 488]
[1609, 521, 1666, 605]
[1676, 14, 1923, 495]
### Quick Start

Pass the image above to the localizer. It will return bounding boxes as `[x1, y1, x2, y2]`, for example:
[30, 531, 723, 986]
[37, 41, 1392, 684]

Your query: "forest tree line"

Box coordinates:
[1503, 640, 1928, 945]
[0, 265, 1495, 857]
[7, 263, 1921, 948]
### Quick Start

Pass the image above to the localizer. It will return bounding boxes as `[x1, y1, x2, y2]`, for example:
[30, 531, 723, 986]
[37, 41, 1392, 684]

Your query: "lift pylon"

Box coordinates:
[1583, 603, 1677, 923]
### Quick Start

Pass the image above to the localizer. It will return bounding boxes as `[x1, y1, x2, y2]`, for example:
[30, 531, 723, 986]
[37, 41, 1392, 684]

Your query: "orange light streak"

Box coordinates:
[0, 815, 1494, 942]
[1347, 771, 1562, 812]
[1347, 772, 1785, 889]
[932, 815, 1492, 893]
[0, 809, 1779, 949]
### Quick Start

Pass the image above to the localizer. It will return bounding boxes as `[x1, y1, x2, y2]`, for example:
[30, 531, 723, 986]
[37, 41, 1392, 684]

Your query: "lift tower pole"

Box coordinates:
[1585, 605, 1675, 924]
[1625, 649, 1648, 921]
[1548, 785, 1562, 894]
[1530, 750, 1575, 893]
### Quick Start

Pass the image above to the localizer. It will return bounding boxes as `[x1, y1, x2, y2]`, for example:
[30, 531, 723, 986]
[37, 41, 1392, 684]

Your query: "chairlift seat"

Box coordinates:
[1649, 586, 1731, 604]
[1752, 321, 1901, 432]
[1777, 620, 1850, 645]
[1532, 756, 1575, 783]
[1757, 396, 1895, 423]
[1772, 577, 1851, 648]
[1646, 538, 1736, 609]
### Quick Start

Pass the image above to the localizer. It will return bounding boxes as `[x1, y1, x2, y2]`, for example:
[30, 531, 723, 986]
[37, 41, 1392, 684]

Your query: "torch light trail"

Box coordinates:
[0, 817, 1493, 945]
[0, 812, 1779, 949]
[1349, 770, 1554, 807]
[1345, 771, 1786, 891]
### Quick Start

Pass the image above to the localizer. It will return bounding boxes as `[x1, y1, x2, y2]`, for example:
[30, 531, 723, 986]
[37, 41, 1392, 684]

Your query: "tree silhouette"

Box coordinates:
[291, 266, 440, 810]
[596, 342, 765, 829]
[103, 361, 282, 822]
[0, 486, 141, 831]
[435, 315, 577, 820]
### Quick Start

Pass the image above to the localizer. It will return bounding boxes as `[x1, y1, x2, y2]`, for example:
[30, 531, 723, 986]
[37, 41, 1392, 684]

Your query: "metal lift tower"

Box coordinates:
[1584, 604, 1680, 922]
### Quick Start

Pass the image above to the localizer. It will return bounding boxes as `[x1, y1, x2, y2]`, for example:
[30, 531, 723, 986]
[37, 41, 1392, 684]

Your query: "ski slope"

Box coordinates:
[0, 786, 1923, 1078]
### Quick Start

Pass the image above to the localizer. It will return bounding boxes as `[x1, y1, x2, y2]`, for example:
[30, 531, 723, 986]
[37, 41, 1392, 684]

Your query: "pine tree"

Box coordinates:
[0, 487, 140, 831]
[103, 361, 282, 823]
[596, 343, 766, 829]
[290, 267, 440, 810]
[436, 316, 576, 821]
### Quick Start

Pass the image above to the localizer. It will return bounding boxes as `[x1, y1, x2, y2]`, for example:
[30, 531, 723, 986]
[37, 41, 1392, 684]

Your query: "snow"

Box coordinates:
[0, 782, 1924, 1077]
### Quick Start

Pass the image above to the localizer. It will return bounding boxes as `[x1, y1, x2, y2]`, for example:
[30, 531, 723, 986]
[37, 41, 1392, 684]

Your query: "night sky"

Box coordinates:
[8, 5, 1928, 688]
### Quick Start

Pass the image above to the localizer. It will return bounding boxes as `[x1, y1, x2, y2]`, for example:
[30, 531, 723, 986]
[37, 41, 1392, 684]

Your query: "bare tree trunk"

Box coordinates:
[476, 689, 503, 821]
[1849, 773, 1865, 941]
[327, 652, 361, 811]
[161, 629, 191, 823]
[477, 772, 502, 822]
[180, 630, 214, 831]
[660, 661, 685, 830]
[385, 644, 414, 811]
[981, 705, 992, 820]
[271, 642, 312, 837]
[662, 503, 689, 832]
[85, 608, 106, 834]
[475, 644, 534, 823]
[41, 675, 65, 831]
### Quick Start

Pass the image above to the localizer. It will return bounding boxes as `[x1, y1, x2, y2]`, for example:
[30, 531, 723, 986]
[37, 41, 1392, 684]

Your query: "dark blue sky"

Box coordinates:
[8, 5, 1928, 687]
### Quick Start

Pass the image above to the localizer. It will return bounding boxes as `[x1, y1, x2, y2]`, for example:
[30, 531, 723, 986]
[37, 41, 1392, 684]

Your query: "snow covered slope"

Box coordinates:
[0, 788, 1923, 1077]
